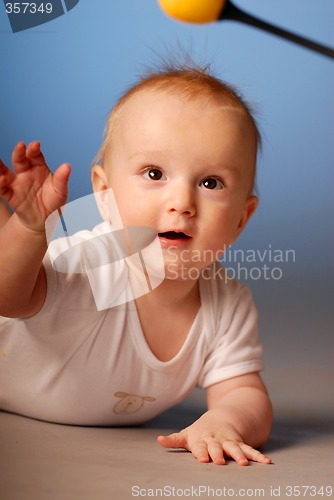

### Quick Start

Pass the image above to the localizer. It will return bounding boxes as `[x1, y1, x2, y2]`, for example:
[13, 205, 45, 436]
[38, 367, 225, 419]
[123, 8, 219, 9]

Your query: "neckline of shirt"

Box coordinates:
[128, 276, 212, 370]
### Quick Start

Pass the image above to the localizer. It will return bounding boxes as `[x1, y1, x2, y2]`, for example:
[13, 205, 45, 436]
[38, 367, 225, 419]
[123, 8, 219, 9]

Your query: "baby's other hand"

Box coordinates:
[157, 410, 272, 466]
[0, 142, 70, 233]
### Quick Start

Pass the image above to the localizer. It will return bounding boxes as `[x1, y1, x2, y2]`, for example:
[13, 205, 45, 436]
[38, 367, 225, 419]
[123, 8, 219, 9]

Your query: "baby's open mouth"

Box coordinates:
[158, 231, 190, 240]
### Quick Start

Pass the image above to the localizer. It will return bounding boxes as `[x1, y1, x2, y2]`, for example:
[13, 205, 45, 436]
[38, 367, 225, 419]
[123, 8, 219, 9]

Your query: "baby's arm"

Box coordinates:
[0, 142, 70, 318]
[157, 372, 273, 466]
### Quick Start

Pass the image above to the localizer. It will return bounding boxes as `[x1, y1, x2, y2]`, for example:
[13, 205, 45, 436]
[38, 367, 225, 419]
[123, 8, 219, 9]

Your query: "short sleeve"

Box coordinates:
[197, 285, 263, 389]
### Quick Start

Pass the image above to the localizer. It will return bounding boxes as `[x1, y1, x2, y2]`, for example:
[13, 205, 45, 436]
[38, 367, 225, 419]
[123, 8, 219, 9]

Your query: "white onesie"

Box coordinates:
[0, 223, 263, 426]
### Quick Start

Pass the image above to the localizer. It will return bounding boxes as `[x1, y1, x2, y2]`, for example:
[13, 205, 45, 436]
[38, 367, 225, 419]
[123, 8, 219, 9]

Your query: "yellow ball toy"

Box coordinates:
[158, 0, 334, 59]
[158, 0, 226, 24]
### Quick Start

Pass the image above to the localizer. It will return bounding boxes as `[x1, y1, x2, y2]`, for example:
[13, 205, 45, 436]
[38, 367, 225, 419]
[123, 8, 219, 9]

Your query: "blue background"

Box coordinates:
[0, 0, 333, 414]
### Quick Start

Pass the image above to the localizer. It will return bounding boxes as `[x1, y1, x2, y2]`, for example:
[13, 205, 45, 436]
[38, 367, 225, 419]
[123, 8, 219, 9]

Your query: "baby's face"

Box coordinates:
[93, 89, 258, 278]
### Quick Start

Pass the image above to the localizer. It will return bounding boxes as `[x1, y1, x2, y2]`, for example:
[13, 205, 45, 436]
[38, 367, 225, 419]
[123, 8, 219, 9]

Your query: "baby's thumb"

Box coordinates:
[53, 163, 71, 197]
[157, 432, 187, 449]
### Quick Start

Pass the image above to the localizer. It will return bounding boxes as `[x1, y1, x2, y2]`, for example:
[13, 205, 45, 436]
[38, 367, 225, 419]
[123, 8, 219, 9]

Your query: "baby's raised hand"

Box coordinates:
[157, 410, 272, 466]
[0, 142, 70, 233]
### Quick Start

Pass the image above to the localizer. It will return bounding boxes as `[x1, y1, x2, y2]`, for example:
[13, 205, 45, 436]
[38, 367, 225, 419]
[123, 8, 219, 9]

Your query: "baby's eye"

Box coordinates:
[200, 177, 224, 190]
[143, 168, 166, 181]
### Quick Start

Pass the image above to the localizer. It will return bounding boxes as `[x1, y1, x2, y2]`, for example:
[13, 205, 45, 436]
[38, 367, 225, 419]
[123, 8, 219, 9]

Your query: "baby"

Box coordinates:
[0, 64, 273, 466]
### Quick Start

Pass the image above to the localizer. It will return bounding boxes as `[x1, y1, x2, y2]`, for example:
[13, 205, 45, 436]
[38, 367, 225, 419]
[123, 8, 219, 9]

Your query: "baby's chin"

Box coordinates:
[163, 262, 214, 282]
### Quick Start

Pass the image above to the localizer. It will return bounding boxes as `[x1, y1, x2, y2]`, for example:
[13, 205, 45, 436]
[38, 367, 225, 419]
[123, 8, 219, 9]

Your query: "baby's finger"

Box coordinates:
[239, 443, 272, 464]
[222, 441, 249, 466]
[0, 159, 15, 194]
[207, 441, 226, 465]
[26, 141, 49, 168]
[189, 441, 211, 463]
[11, 142, 31, 173]
[0, 158, 13, 177]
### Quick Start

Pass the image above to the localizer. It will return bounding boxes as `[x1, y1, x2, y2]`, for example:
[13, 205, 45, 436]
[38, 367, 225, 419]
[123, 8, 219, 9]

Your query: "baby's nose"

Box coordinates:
[167, 182, 196, 217]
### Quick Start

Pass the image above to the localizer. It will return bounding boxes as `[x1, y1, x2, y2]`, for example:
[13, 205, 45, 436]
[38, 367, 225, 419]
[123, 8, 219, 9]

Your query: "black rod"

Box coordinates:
[219, 1, 334, 60]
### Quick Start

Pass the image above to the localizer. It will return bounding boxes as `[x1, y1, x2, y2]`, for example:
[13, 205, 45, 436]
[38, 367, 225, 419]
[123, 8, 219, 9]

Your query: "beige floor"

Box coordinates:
[1, 387, 333, 500]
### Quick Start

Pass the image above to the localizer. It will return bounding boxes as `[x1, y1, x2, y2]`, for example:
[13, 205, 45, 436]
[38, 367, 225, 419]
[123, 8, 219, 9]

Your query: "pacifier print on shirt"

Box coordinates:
[45, 188, 165, 311]
[113, 392, 156, 415]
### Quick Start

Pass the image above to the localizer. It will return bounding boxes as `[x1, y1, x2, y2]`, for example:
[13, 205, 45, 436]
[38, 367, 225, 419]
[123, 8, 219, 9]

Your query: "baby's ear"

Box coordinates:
[92, 165, 108, 192]
[91, 165, 111, 221]
[236, 195, 258, 237]
[91, 166, 123, 227]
